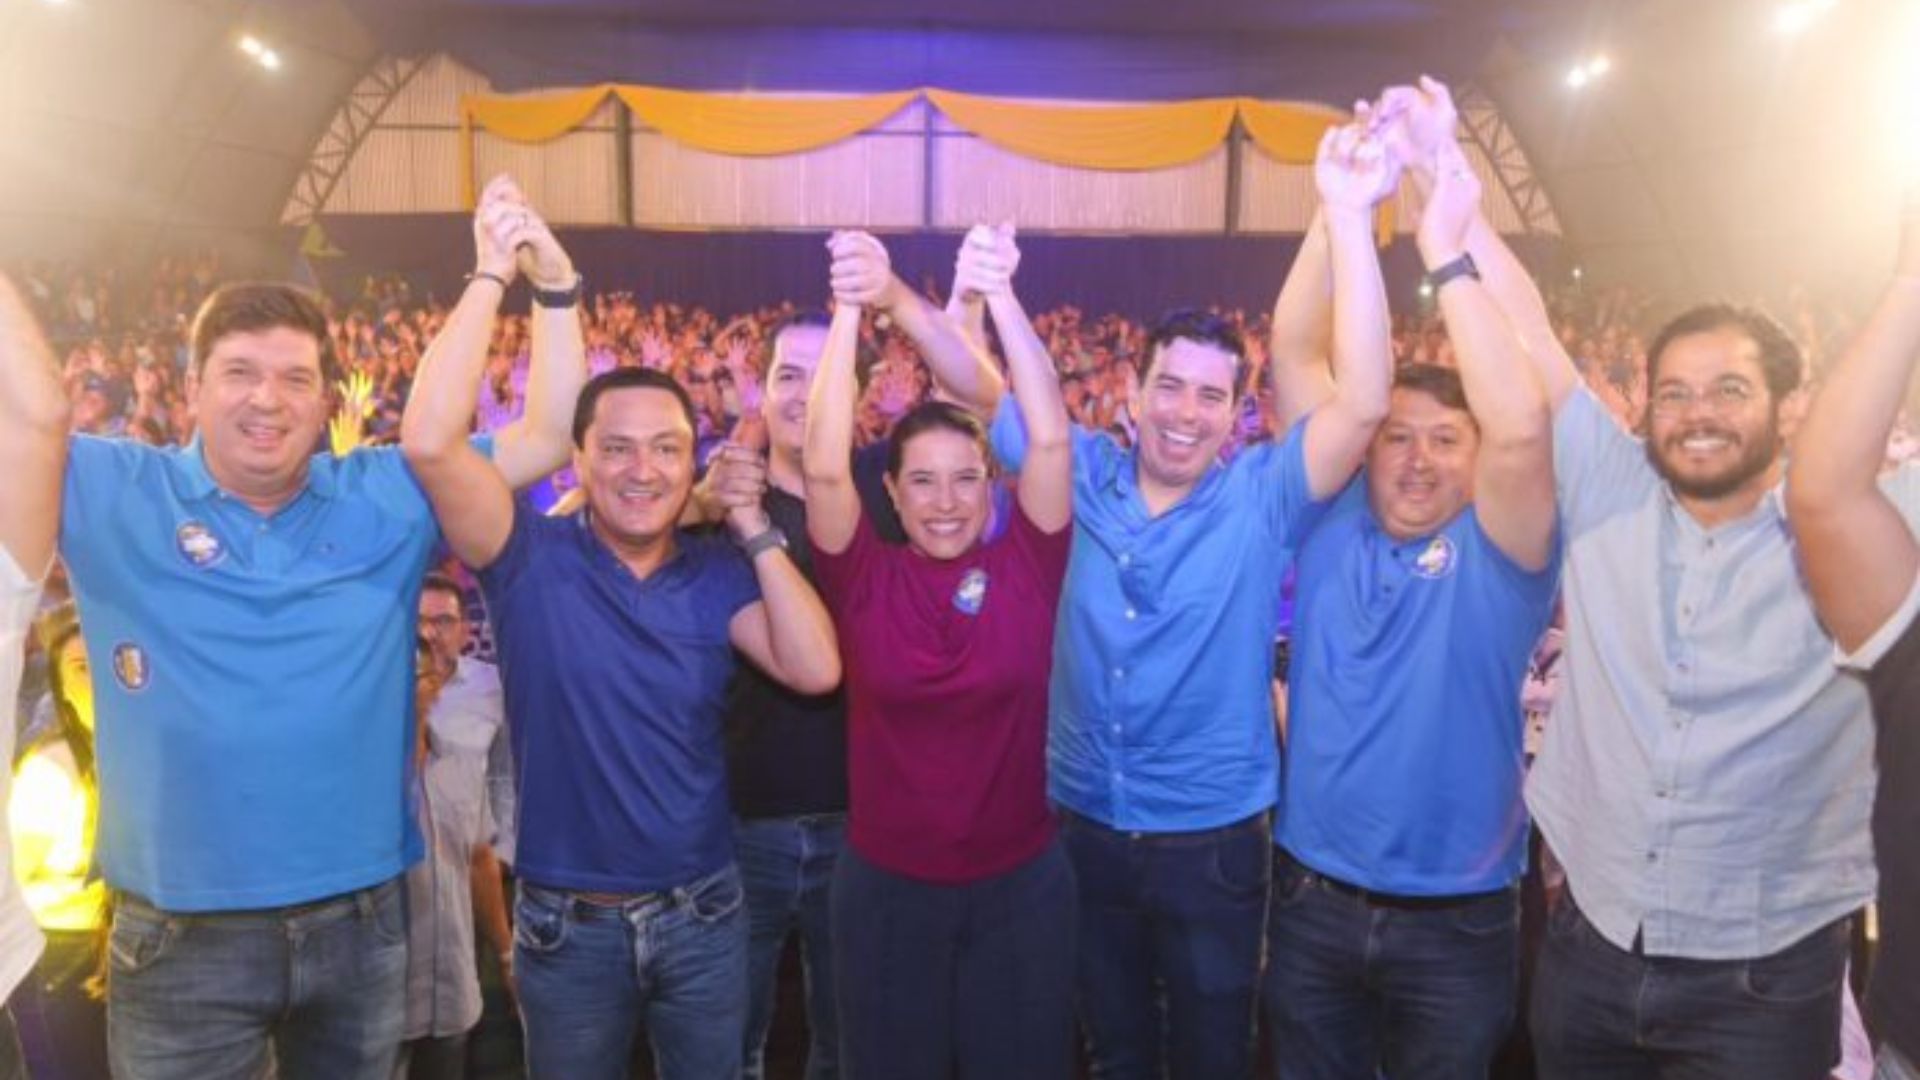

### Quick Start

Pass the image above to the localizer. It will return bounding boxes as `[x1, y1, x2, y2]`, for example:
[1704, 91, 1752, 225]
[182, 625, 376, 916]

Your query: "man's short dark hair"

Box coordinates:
[421, 572, 463, 606]
[1144, 309, 1253, 399]
[886, 401, 989, 478]
[764, 308, 877, 395]
[571, 367, 699, 448]
[1645, 303, 1804, 403]
[190, 283, 342, 385]
[1392, 363, 1475, 422]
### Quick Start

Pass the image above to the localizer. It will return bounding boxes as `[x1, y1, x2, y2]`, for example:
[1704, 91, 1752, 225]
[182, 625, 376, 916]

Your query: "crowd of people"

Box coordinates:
[13, 232, 1901, 477]
[2, 73, 1918, 1080]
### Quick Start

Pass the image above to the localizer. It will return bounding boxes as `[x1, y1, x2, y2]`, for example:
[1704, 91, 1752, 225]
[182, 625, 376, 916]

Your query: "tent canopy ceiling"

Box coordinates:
[1, 0, 1906, 304]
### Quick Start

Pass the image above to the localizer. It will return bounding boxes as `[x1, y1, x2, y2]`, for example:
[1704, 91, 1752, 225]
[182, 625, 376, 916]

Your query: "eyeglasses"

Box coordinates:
[419, 614, 462, 630]
[1650, 379, 1757, 416]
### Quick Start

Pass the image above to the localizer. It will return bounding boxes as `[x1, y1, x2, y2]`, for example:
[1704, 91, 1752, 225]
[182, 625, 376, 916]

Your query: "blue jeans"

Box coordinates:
[736, 813, 843, 1080]
[1529, 892, 1851, 1079]
[105, 877, 408, 1080]
[1063, 810, 1270, 1080]
[1263, 847, 1519, 1079]
[515, 864, 749, 1080]
[831, 838, 1076, 1080]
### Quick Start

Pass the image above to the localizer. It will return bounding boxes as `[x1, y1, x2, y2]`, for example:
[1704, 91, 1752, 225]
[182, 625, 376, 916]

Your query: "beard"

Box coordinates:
[1646, 417, 1782, 501]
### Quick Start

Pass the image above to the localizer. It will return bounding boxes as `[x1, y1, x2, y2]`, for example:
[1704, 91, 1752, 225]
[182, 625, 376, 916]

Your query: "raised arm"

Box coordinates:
[1302, 121, 1396, 499]
[1419, 140, 1556, 570]
[0, 273, 68, 576]
[801, 235, 871, 556]
[832, 231, 1005, 415]
[1268, 211, 1336, 431]
[401, 177, 541, 568]
[1786, 192, 1920, 650]
[1378, 78, 1579, 407]
[961, 225, 1072, 533]
[484, 184, 588, 489]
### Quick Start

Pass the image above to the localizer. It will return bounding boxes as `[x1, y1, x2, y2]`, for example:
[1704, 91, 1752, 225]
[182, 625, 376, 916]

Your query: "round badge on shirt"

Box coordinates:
[953, 568, 989, 616]
[112, 642, 151, 692]
[1411, 535, 1458, 580]
[175, 521, 225, 569]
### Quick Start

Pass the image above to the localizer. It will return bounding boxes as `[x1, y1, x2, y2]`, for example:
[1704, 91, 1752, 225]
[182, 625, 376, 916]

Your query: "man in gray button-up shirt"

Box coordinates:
[1515, 297, 1913, 1075]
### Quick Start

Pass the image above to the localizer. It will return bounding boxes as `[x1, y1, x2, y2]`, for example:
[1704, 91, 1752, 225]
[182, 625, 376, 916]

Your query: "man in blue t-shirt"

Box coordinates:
[403, 350, 840, 1074]
[7, 178, 583, 1080]
[1263, 84, 1560, 1077]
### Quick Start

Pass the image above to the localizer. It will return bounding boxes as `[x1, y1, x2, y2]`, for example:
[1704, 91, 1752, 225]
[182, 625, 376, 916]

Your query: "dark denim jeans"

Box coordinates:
[1062, 810, 1270, 1080]
[105, 877, 408, 1080]
[515, 863, 748, 1080]
[14, 927, 110, 1079]
[831, 839, 1076, 1080]
[1529, 892, 1851, 1079]
[1263, 846, 1519, 1079]
[736, 813, 844, 1080]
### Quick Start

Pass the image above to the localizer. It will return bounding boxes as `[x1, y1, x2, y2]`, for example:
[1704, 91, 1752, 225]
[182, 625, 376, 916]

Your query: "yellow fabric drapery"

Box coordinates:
[457, 84, 1397, 241]
[460, 85, 616, 205]
[1236, 99, 1346, 164]
[614, 87, 917, 157]
[925, 89, 1238, 172]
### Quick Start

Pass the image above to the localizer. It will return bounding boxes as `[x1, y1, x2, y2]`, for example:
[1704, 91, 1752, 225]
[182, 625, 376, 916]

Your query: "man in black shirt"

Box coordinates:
[1786, 189, 1920, 1078]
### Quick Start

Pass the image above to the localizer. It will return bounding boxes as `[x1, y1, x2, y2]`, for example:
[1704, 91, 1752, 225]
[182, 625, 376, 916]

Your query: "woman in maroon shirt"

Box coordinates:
[804, 226, 1075, 1079]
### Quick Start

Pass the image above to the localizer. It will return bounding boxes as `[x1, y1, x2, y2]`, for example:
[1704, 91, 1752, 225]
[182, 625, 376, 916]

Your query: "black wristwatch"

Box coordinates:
[531, 273, 583, 310]
[740, 525, 788, 559]
[1423, 252, 1481, 293]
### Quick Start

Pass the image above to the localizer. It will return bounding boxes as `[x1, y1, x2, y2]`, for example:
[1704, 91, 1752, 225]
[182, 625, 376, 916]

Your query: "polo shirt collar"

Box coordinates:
[1113, 446, 1226, 508]
[575, 506, 688, 579]
[174, 436, 335, 504]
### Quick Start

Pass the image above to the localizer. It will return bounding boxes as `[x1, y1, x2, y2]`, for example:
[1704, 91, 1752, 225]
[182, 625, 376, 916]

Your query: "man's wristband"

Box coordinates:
[466, 270, 510, 292]
[1423, 252, 1481, 293]
[531, 273, 583, 310]
[740, 525, 788, 560]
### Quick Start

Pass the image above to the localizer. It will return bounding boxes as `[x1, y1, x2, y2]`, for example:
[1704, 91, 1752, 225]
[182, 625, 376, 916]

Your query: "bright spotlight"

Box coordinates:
[1572, 266, 1585, 281]
[239, 35, 263, 56]
[260, 49, 282, 71]
[1566, 55, 1611, 90]
[1418, 281, 1435, 300]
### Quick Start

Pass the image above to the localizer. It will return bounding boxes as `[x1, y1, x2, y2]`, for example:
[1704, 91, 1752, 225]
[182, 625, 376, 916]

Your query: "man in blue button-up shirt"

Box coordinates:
[976, 124, 1394, 1078]
[7, 179, 584, 1080]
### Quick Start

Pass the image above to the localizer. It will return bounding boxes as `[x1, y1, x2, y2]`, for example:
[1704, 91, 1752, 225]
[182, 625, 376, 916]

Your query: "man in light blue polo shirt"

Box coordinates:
[8, 178, 585, 1080]
[978, 123, 1394, 1077]
[1264, 107, 1560, 1077]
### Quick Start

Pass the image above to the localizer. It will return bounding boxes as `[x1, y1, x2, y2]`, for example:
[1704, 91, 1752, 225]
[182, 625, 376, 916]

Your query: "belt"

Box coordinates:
[1280, 850, 1511, 912]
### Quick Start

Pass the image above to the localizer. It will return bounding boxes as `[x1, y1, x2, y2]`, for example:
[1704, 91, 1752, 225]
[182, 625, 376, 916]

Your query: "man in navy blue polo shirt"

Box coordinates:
[976, 124, 1394, 1078]
[1263, 97, 1560, 1076]
[402, 342, 840, 1073]
[2, 177, 585, 1080]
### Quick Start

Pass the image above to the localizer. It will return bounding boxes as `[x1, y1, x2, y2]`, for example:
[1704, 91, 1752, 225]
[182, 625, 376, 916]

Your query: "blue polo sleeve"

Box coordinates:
[988, 393, 1029, 473]
[60, 435, 153, 564]
[709, 539, 763, 621]
[1241, 419, 1327, 547]
[475, 496, 546, 601]
[1552, 386, 1660, 540]
[990, 393, 1118, 495]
